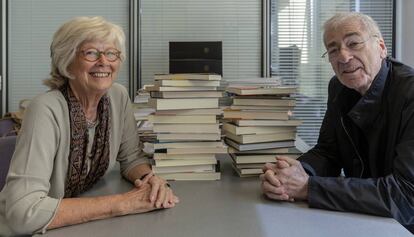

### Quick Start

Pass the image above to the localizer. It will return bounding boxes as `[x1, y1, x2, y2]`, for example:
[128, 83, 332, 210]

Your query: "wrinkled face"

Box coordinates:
[324, 19, 387, 94]
[69, 41, 121, 95]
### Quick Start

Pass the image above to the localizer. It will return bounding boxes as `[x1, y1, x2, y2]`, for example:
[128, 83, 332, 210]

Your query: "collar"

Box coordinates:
[346, 59, 390, 130]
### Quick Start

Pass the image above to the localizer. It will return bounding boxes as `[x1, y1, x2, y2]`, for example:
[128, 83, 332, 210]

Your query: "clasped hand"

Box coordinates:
[134, 172, 179, 209]
[260, 156, 309, 202]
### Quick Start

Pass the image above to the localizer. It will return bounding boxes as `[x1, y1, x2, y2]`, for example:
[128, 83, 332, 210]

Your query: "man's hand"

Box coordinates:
[261, 158, 292, 201]
[134, 172, 179, 208]
[260, 156, 309, 201]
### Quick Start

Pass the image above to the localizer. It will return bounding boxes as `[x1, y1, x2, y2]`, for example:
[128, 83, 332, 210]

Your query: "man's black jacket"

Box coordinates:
[299, 57, 414, 229]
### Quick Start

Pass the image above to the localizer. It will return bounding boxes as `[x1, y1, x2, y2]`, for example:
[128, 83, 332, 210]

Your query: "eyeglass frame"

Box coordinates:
[79, 48, 121, 62]
[321, 34, 378, 61]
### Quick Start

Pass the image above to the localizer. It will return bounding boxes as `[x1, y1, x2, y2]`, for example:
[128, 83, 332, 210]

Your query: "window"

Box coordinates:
[140, 0, 261, 86]
[6, 0, 130, 112]
[271, 0, 394, 147]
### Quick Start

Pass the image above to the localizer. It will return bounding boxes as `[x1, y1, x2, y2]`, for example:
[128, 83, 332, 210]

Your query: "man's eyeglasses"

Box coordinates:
[321, 35, 377, 61]
[80, 48, 121, 62]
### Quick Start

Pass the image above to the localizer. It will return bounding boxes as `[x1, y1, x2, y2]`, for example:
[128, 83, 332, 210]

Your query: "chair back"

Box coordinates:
[0, 136, 17, 190]
[0, 118, 18, 137]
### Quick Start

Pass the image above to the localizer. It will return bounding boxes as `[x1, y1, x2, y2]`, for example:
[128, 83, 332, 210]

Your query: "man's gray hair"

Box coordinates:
[323, 12, 383, 42]
[44, 16, 126, 89]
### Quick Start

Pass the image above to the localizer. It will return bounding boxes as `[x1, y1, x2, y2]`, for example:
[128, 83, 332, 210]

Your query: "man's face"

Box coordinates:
[324, 19, 387, 94]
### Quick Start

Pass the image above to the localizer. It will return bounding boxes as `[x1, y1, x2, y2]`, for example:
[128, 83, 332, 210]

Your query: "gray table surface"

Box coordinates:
[38, 157, 412, 237]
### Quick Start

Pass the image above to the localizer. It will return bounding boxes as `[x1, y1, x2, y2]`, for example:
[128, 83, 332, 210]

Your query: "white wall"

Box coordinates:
[396, 0, 414, 67]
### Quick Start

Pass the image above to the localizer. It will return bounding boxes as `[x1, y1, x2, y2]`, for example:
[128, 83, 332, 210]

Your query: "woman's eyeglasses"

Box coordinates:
[80, 48, 121, 62]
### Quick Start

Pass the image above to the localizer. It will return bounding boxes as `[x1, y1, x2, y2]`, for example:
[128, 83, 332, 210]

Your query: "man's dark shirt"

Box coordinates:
[299, 58, 414, 231]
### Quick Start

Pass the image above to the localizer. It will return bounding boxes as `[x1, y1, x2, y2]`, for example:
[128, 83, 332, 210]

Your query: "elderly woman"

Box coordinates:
[0, 16, 179, 235]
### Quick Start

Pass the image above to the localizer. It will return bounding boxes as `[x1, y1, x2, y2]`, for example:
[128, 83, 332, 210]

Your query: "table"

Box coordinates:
[38, 157, 412, 237]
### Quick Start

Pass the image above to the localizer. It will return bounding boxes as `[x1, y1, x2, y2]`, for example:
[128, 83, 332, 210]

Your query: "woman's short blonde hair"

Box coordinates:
[44, 16, 126, 89]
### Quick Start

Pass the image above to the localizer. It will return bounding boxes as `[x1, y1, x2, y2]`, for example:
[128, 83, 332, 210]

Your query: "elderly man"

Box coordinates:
[261, 12, 414, 232]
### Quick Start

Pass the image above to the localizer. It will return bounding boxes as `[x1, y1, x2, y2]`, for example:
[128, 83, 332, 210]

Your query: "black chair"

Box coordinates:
[0, 118, 18, 137]
[0, 118, 19, 190]
[0, 136, 16, 190]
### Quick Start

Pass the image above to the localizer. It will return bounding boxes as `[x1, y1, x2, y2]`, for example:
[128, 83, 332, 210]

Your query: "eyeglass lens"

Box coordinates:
[82, 48, 120, 62]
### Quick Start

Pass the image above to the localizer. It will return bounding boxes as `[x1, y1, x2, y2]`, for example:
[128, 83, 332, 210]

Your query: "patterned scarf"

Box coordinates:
[60, 84, 111, 197]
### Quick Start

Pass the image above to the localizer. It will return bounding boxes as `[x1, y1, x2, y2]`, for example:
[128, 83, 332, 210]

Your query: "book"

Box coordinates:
[155, 108, 222, 116]
[156, 147, 228, 155]
[133, 91, 150, 104]
[153, 153, 217, 160]
[222, 123, 296, 135]
[154, 79, 220, 87]
[226, 86, 297, 95]
[153, 141, 225, 149]
[157, 172, 221, 181]
[230, 153, 299, 164]
[149, 98, 219, 110]
[230, 105, 295, 111]
[225, 131, 296, 144]
[228, 146, 290, 154]
[133, 108, 156, 121]
[234, 119, 302, 127]
[224, 77, 281, 86]
[154, 73, 222, 81]
[157, 133, 221, 141]
[137, 120, 153, 132]
[231, 163, 263, 177]
[230, 153, 276, 164]
[232, 98, 296, 107]
[152, 158, 217, 167]
[225, 138, 295, 151]
[223, 110, 289, 120]
[146, 86, 218, 92]
[151, 91, 223, 99]
[234, 163, 266, 169]
[149, 115, 217, 124]
[152, 164, 216, 174]
[233, 95, 293, 99]
[153, 124, 220, 134]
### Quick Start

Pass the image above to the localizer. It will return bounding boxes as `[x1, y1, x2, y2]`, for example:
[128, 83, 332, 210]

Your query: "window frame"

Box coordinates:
[267, 0, 396, 147]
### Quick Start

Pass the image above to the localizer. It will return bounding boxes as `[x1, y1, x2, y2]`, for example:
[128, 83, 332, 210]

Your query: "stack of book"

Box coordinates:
[133, 86, 156, 153]
[219, 77, 281, 107]
[147, 73, 227, 180]
[224, 84, 302, 177]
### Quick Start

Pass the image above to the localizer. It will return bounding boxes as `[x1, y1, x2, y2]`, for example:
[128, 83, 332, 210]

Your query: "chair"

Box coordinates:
[0, 118, 18, 137]
[0, 136, 16, 190]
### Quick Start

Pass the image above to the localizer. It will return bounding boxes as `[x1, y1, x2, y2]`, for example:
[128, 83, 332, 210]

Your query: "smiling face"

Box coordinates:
[68, 41, 121, 96]
[324, 19, 387, 94]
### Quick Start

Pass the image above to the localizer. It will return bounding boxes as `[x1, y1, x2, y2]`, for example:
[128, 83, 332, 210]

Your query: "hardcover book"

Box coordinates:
[154, 73, 222, 81]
